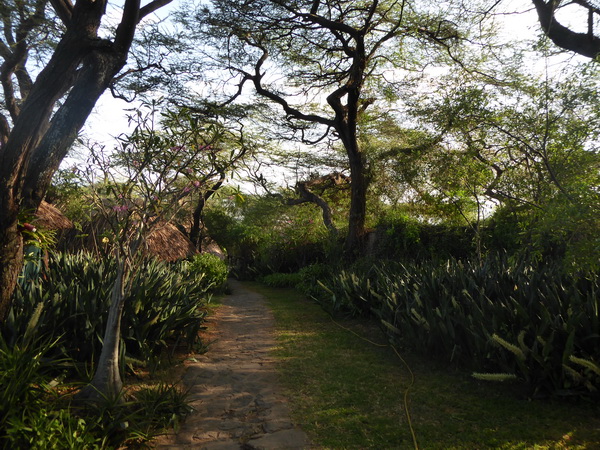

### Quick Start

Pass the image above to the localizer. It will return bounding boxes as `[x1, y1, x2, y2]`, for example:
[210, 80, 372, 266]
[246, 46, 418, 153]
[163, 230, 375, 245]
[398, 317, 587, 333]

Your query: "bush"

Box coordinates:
[188, 253, 229, 291]
[0, 266, 196, 449]
[6, 408, 103, 450]
[0, 336, 63, 442]
[3, 252, 211, 372]
[318, 256, 600, 398]
[259, 272, 302, 288]
[296, 263, 336, 300]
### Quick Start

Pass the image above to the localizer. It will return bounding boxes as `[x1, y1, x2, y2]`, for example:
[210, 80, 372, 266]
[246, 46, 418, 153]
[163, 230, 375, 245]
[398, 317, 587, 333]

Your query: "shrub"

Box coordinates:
[318, 256, 600, 397]
[188, 253, 229, 291]
[6, 408, 103, 450]
[0, 336, 62, 441]
[259, 272, 302, 288]
[295, 263, 338, 305]
[3, 252, 210, 372]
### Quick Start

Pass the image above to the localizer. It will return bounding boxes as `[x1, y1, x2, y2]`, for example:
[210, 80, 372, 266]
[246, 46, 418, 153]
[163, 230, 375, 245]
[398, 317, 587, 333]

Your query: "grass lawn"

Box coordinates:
[249, 283, 600, 449]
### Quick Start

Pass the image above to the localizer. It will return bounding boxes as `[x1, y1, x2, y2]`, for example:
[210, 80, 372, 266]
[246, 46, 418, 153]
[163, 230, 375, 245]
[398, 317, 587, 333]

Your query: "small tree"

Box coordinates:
[77, 103, 218, 399]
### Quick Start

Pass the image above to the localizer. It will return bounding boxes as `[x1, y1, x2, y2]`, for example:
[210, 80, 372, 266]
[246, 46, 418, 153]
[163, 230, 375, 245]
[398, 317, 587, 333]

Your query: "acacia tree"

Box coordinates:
[532, 0, 600, 58]
[412, 61, 600, 269]
[198, 0, 475, 258]
[0, 0, 173, 323]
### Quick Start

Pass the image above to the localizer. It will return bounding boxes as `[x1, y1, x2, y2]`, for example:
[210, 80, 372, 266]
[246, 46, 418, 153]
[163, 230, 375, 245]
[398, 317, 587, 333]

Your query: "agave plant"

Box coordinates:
[318, 254, 600, 397]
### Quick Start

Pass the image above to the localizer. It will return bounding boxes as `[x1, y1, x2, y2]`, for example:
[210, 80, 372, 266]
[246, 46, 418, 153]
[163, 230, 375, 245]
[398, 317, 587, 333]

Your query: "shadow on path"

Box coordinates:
[152, 279, 312, 450]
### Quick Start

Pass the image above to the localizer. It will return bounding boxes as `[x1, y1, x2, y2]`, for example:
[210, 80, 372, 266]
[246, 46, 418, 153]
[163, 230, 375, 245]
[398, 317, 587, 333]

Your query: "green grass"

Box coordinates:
[249, 283, 600, 449]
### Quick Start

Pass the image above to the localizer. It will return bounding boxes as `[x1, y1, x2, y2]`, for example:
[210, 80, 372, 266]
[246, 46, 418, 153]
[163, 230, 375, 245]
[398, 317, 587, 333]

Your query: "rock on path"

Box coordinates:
[153, 280, 312, 450]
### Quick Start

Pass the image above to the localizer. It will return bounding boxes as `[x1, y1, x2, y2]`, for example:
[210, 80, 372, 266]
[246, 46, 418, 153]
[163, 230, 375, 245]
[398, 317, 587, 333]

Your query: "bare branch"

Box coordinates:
[139, 0, 173, 21]
[49, 0, 73, 26]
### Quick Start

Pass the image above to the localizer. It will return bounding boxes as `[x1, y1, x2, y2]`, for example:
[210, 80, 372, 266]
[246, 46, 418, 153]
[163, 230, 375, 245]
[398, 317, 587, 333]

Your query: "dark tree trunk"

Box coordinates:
[0, 0, 172, 323]
[189, 173, 225, 250]
[0, 218, 23, 322]
[345, 153, 368, 257]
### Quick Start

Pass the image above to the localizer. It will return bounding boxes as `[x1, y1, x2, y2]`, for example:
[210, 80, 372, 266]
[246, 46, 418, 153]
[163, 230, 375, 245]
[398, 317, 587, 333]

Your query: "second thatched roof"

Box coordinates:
[35, 201, 73, 230]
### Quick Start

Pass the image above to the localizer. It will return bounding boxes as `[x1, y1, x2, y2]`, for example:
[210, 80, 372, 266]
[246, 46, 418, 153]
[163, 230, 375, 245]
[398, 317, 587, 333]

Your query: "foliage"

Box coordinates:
[317, 256, 600, 397]
[0, 335, 63, 442]
[204, 193, 331, 278]
[259, 283, 600, 449]
[412, 62, 600, 273]
[187, 253, 229, 292]
[3, 252, 210, 372]
[5, 408, 104, 450]
[0, 254, 195, 449]
[72, 384, 192, 448]
[372, 211, 479, 260]
[1, 361, 191, 449]
[259, 272, 302, 288]
[46, 168, 95, 229]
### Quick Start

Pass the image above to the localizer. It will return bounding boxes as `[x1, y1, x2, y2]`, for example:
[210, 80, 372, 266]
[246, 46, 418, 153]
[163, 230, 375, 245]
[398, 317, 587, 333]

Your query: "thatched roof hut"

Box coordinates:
[35, 201, 73, 230]
[68, 217, 199, 262]
[145, 222, 198, 261]
[36, 202, 212, 262]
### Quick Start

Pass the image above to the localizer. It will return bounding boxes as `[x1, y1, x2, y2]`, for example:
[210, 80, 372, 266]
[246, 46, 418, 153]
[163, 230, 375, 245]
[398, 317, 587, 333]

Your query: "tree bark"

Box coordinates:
[0, 0, 172, 323]
[189, 172, 225, 250]
[532, 0, 600, 58]
[78, 262, 126, 401]
[345, 154, 368, 257]
[0, 218, 23, 322]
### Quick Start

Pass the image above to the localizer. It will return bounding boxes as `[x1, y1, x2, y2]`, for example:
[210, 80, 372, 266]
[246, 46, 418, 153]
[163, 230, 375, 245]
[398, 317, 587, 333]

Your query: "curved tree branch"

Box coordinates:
[532, 0, 600, 58]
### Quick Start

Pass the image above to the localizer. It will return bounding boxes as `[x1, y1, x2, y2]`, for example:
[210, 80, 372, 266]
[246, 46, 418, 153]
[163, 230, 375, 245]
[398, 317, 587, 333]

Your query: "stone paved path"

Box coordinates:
[153, 280, 312, 450]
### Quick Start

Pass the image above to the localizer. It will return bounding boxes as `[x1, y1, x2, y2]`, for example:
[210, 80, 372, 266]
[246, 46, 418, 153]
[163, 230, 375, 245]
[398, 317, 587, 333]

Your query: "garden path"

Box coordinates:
[152, 279, 312, 450]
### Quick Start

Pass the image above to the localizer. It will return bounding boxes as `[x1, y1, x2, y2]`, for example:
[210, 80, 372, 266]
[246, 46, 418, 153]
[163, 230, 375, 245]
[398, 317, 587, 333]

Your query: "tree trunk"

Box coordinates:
[0, 217, 23, 322]
[189, 173, 225, 250]
[344, 152, 367, 258]
[78, 262, 127, 401]
[0, 0, 145, 323]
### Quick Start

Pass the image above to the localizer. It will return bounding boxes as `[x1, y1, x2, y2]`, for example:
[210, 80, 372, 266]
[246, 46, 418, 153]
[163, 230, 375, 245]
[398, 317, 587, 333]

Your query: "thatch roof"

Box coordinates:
[145, 222, 198, 262]
[67, 217, 199, 262]
[35, 201, 73, 230]
[201, 236, 226, 260]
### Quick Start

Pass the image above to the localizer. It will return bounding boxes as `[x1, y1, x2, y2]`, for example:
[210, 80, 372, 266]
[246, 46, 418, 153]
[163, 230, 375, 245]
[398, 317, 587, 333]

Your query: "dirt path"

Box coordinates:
[153, 279, 312, 450]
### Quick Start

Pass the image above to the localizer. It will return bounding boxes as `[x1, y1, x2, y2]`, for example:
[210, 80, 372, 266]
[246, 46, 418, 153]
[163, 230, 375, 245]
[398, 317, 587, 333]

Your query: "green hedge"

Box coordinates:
[187, 253, 229, 292]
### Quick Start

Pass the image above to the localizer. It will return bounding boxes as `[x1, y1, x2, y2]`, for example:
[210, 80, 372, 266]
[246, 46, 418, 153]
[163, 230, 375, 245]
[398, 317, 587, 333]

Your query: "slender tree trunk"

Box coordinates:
[78, 262, 127, 400]
[189, 173, 225, 249]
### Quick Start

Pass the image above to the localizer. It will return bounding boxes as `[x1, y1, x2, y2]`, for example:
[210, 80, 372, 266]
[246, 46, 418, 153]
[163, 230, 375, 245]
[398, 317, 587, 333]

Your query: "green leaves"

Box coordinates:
[318, 255, 600, 397]
[3, 252, 211, 372]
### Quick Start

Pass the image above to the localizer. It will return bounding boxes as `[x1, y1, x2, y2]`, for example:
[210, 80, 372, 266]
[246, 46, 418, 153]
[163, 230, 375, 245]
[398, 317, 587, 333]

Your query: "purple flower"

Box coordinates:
[113, 205, 128, 212]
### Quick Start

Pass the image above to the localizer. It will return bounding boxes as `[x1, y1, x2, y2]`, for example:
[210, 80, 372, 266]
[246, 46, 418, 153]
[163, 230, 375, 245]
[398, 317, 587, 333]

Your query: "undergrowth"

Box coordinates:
[256, 283, 600, 449]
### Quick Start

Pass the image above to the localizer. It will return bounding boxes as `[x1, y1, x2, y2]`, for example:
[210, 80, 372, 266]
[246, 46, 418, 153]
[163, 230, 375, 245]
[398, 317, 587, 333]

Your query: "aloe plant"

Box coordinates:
[3, 252, 210, 374]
